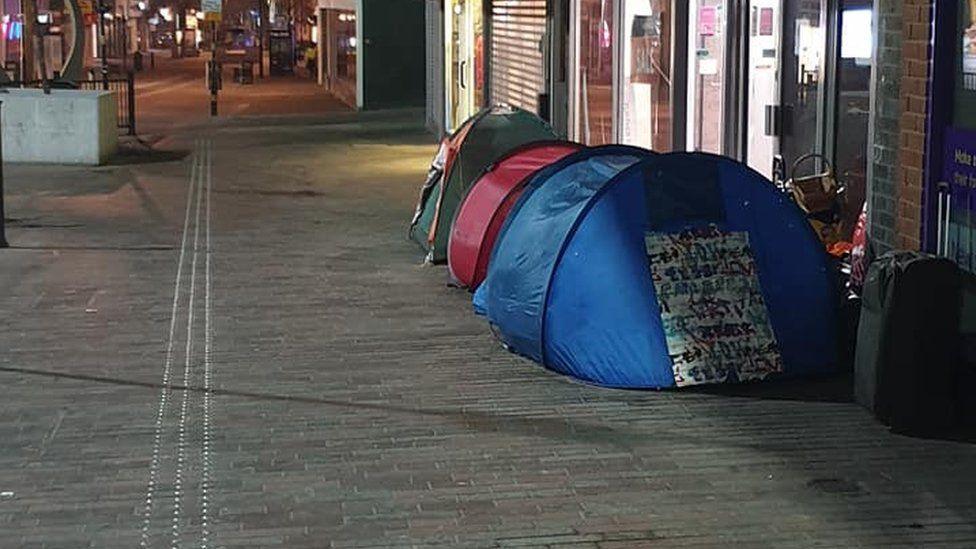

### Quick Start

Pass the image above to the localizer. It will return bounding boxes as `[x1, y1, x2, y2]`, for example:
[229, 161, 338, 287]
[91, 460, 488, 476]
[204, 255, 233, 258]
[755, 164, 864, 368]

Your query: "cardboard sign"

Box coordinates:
[646, 226, 783, 386]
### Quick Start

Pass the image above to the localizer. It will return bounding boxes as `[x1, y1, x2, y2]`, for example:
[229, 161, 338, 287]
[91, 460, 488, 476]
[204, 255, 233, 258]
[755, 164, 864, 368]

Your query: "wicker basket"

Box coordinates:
[789, 153, 839, 215]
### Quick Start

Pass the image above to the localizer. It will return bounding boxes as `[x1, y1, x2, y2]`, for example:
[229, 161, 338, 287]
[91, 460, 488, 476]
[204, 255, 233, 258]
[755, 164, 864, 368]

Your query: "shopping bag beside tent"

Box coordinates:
[448, 140, 584, 290]
[475, 152, 837, 389]
[408, 105, 557, 263]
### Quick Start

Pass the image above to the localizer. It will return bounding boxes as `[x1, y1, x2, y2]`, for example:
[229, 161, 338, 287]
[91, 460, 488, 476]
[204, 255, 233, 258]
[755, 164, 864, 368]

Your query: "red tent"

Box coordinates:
[448, 141, 583, 290]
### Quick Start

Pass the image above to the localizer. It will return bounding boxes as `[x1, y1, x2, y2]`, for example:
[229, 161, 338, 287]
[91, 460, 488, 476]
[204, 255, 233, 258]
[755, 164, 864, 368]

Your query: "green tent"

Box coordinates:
[409, 105, 557, 263]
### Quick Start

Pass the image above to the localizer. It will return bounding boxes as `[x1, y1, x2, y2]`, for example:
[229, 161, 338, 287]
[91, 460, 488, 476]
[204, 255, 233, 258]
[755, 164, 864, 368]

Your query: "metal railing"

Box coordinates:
[1, 72, 136, 136]
[79, 72, 136, 136]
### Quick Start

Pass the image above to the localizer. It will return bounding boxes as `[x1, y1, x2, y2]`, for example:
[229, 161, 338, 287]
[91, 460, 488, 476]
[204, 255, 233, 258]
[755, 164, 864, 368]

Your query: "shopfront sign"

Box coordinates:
[201, 0, 222, 21]
[942, 127, 976, 268]
[699, 6, 716, 36]
[759, 7, 774, 36]
[945, 127, 976, 190]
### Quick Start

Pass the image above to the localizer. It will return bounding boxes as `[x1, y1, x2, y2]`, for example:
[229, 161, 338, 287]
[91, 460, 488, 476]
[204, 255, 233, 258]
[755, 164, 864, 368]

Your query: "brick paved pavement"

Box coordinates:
[133, 53, 351, 137]
[1, 78, 975, 548]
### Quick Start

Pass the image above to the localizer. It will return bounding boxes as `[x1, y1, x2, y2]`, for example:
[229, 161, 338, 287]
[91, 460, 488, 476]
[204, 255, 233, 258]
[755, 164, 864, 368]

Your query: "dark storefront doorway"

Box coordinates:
[269, 28, 295, 75]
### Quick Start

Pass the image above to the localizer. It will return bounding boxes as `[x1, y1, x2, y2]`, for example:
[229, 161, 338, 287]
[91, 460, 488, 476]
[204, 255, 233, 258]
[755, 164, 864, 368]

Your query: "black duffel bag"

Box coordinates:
[854, 251, 962, 435]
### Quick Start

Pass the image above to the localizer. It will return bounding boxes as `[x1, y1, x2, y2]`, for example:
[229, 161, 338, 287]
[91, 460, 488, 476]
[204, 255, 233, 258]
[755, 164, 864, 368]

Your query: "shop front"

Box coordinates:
[487, 0, 548, 118]
[926, 0, 976, 267]
[566, 0, 873, 236]
[444, 0, 485, 131]
[318, 0, 358, 107]
[429, 0, 557, 135]
[318, 0, 424, 111]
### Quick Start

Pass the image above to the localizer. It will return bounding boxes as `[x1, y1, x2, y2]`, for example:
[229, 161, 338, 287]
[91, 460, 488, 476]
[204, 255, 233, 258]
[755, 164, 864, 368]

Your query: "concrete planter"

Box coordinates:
[0, 88, 118, 165]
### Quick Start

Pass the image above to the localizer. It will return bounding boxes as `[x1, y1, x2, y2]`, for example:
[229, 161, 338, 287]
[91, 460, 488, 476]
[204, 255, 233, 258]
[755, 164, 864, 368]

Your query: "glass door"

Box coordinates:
[574, 0, 615, 145]
[619, 0, 672, 150]
[445, 0, 484, 132]
[833, 0, 873, 232]
[777, 0, 826, 184]
[744, 0, 782, 178]
[687, 0, 728, 154]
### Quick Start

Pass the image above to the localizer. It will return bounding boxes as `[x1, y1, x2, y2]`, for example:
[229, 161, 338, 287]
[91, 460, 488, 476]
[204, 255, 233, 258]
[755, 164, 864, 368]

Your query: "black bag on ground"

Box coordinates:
[958, 273, 976, 428]
[854, 251, 962, 434]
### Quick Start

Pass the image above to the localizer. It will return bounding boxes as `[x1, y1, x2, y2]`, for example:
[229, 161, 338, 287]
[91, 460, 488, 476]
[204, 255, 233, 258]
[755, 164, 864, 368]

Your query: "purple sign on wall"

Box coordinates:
[945, 127, 976, 192]
[943, 127, 976, 269]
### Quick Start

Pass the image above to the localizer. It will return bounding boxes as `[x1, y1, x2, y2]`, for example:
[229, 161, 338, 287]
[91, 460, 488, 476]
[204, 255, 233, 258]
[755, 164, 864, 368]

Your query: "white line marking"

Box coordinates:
[135, 75, 191, 92]
[173, 139, 205, 549]
[137, 78, 199, 99]
[200, 138, 214, 549]
[140, 140, 201, 548]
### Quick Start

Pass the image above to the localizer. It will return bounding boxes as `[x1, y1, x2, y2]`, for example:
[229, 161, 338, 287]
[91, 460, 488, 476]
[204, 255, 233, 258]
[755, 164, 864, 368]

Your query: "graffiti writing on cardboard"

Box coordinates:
[646, 226, 783, 386]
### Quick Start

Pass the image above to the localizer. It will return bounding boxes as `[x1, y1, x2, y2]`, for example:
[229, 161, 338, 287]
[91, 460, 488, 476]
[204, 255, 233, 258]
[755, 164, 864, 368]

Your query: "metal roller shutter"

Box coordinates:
[490, 0, 547, 115]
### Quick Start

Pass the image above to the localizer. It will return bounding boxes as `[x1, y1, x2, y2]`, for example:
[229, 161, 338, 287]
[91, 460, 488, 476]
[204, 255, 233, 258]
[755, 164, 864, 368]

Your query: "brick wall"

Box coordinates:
[868, 0, 933, 251]
[867, 0, 903, 250]
[895, 0, 933, 250]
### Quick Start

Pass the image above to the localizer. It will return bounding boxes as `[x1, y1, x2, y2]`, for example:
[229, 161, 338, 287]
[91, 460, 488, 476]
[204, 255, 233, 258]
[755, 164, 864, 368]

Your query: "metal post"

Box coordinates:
[257, 0, 265, 78]
[0, 101, 8, 249]
[21, 0, 35, 82]
[98, 3, 109, 90]
[127, 70, 136, 135]
[210, 21, 218, 116]
[35, 20, 49, 92]
[121, 9, 128, 72]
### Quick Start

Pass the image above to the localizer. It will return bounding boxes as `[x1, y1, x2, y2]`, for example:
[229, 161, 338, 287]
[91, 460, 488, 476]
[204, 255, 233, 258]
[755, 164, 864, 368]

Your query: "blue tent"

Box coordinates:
[474, 151, 837, 389]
